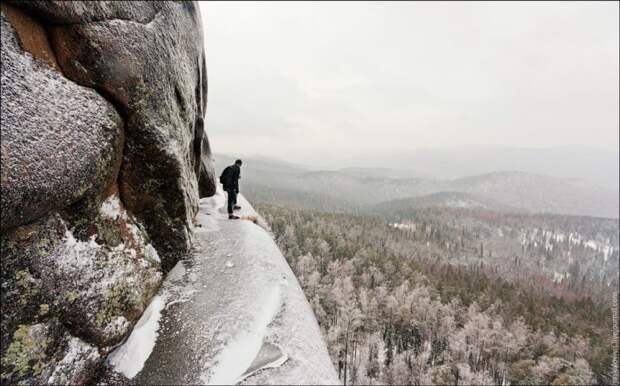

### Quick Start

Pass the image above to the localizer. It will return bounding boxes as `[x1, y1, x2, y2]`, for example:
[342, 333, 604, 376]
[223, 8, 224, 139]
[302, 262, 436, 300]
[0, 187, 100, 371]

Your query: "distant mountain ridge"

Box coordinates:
[337, 167, 433, 180]
[215, 154, 619, 219]
[366, 145, 620, 191]
[370, 191, 521, 214]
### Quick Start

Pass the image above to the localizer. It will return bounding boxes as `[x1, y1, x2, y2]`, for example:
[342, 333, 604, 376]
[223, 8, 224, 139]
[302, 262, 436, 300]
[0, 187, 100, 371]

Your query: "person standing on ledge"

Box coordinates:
[220, 159, 243, 219]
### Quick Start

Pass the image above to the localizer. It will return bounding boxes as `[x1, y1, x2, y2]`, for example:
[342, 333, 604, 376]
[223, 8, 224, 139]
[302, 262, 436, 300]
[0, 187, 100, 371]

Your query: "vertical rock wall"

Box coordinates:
[0, 2, 214, 384]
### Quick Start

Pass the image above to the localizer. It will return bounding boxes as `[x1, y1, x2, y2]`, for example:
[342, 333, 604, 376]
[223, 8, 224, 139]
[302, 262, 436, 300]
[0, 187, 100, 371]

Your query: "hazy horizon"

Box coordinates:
[216, 143, 620, 168]
[214, 143, 620, 192]
[199, 1, 619, 168]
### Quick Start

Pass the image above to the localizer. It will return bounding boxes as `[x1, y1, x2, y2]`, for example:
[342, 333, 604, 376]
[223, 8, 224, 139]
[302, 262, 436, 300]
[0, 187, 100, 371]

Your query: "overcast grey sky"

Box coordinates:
[199, 1, 619, 166]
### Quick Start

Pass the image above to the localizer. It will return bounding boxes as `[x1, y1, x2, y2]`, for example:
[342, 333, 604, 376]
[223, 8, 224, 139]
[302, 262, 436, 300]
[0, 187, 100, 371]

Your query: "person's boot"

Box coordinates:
[229, 214, 240, 220]
[233, 205, 241, 210]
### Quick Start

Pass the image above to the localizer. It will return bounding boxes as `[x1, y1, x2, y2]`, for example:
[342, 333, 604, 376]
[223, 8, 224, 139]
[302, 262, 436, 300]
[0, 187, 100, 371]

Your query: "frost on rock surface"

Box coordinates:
[1, 197, 162, 383]
[0, 8, 123, 231]
[7, 0, 217, 269]
[102, 188, 339, 385]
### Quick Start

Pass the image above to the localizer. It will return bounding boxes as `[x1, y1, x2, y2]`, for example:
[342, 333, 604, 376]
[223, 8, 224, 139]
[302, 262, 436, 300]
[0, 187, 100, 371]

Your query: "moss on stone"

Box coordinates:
[14, 270, 40, 307]
[95, 285, 126, 328]
[0, 324, 49, 382]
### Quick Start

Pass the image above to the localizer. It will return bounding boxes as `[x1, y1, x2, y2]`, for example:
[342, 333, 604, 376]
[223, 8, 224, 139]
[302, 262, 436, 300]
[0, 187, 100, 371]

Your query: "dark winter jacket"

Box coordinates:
[220, 164, 240, 192]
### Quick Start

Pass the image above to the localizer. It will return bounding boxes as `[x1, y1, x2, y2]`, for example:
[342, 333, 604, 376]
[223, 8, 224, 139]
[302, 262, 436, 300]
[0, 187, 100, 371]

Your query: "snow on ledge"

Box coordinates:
[103, 184, 338, 384]
[107, 295, 167, 378]
[204, 285, 282, 385]
[237, 342, 289, 383]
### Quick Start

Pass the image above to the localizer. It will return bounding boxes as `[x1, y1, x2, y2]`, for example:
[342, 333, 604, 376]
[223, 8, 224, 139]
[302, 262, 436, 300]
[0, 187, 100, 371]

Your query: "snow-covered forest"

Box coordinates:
[258, 204, 617, 385]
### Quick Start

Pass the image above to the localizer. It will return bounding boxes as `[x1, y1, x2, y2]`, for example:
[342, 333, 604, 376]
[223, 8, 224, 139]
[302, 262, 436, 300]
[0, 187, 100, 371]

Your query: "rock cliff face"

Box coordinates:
[0, 1, 215, 384]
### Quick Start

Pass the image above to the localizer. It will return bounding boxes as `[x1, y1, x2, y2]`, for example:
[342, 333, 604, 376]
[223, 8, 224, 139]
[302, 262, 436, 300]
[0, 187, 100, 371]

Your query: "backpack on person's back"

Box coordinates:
[219, 165, 234, 189]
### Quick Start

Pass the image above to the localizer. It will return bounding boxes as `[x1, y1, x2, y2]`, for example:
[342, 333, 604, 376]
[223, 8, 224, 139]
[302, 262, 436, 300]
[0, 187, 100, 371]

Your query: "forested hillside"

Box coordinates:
[258, 204, 617, 385]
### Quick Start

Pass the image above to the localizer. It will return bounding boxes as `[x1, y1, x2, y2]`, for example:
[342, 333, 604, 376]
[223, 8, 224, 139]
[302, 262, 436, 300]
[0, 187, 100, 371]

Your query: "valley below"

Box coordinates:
[223, 154, 619, 385]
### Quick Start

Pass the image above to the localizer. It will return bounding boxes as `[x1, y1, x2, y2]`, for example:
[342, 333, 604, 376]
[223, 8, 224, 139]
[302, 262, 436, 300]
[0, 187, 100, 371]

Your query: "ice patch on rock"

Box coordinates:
[237, 342, 288, 383]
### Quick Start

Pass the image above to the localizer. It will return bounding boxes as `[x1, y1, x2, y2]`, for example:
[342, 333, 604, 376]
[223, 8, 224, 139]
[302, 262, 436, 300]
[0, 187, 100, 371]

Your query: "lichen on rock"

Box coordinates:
[0, 319, 100, 385]
[1, 199, 163, 351]
[1, 324, 49, 381]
